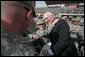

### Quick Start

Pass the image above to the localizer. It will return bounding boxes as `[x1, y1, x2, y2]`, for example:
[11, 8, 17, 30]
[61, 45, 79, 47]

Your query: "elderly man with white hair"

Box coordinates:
[40, 12, 78, 56]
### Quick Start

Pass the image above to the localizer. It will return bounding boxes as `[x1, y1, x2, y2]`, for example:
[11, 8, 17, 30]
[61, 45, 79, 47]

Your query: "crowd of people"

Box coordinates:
[35, 7, 84, 14]
[1, 1, 84, 56]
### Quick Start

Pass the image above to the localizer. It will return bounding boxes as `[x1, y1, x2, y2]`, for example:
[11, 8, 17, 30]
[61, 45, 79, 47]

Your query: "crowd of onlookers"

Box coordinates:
[35, 7, 84, 14]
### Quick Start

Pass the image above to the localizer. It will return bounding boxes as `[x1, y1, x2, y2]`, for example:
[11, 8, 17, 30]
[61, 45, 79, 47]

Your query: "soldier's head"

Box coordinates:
[1, 1, 36, 35]
[36, 19, 45, 30]
[71, 18, 80, 25]
[43, 12, 55, 25]
[62, 16, 68, 20]
[69, 16, 73, 21]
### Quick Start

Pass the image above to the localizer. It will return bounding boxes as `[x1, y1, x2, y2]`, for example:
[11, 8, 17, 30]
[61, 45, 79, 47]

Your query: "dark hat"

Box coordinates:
[19, 1, 36, 17]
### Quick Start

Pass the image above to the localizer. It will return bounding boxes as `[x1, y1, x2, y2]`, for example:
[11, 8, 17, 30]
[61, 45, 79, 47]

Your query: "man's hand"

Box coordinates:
[76, 29, 79, 32]
[43, 49, 50, 56]
[70, 29, 73, 32]
[33, 35, 38, 39]
[52, 19, 60, 25]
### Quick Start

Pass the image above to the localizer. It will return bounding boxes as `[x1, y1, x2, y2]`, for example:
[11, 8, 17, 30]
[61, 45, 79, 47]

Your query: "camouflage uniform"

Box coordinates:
[1, 1, 37, 56]
[68, 16, 74, 25]
[1, 29, 37, 56]
[27, 19, 55, 54]
[62, 16, 72, 26]
[78, 18, 84, 56]
[70, 18, 84, 56]
[62, 16, 67, 20]
[28, 19, 54, 43]
[70, 24, 82, 38]
[70, 18, 83, 39]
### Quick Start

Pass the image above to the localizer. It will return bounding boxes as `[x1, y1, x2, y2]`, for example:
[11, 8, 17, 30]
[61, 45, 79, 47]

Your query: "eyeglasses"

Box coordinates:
[24, 7, 36, 18]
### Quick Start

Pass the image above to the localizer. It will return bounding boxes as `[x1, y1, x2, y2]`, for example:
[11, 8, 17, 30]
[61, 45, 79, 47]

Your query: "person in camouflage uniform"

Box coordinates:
[26, 18, 59, 55]
[68, 16, 74, 25]
[1, 1, 37, 56]
[62, 16, 68, 20]
[70, 18, 82, 38]
[78, 17, 84, 56]
[28, 18, 59, 42]
[69, 17, 84, 56]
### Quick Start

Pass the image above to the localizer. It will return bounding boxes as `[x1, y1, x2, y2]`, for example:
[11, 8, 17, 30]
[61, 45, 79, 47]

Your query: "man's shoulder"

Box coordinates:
[1, 29, 16, 46]
[60, 19, 67, 23]
[55, 19, 69, 27]
[1, 29, 23, 44]
[1, 29, 15, 38]
[55, 19, 67, 25]
[77, 25, 83, 29]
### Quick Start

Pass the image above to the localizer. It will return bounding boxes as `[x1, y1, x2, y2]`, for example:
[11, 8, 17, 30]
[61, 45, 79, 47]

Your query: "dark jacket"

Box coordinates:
[49, 19, 78, 56]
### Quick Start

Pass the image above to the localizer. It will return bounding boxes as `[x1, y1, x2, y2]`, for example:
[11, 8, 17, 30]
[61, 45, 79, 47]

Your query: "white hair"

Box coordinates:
[45, 11, 54, 17]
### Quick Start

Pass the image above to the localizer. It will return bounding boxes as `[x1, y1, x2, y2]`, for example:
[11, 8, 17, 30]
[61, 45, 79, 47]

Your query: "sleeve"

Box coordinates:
[51, 20, 70, 55]
[45, 24, 55, 35]
[28, 30, 40, 39]
[48, 49, 54, 55]
[35, 30, 44, 38]
[76, 26, 84, 39]
[28, 34, 34, 38]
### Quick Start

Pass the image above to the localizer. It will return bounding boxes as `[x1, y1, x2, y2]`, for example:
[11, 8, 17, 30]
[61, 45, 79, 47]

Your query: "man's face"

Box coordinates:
[43, 13, 54, 25]
[14, 5, 34, 34]
[72, 21, 80, 25]
[38, 25, 45, 30]
[1, 1, 35, 35]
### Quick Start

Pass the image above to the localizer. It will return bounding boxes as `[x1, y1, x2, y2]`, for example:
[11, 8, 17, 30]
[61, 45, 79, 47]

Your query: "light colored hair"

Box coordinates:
[44, 11, 54, 17]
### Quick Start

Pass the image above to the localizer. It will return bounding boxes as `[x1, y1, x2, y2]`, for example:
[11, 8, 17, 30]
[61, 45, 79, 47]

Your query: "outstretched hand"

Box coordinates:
[33, 35, 38, 39]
